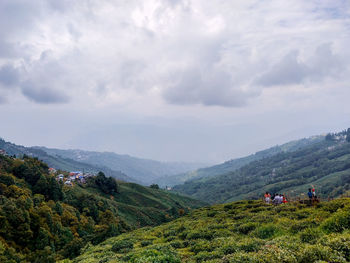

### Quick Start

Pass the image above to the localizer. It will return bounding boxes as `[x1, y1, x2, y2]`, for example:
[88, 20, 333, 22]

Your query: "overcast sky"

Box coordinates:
[1, 0, 350, 163]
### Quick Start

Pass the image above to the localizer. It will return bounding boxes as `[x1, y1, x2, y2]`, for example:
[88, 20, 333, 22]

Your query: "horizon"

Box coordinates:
[0, 127, 341, 165]
[1, 1, 350, 163]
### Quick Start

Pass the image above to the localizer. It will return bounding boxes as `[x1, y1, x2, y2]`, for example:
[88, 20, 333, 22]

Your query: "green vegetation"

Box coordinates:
[0, 155, 205, 262]
[36, 146, 205, 185]
[64, 198, 350, 263]
[173, 133, 350, 203]
[156, 136, 324, 187]
[0, 138, 135, 182]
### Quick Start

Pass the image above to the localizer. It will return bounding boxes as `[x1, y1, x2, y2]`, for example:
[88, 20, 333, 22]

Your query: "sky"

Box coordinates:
[1, 0, 350, 163]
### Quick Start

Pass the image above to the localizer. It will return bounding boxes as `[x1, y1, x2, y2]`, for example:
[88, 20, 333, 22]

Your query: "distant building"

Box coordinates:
[64, 180, 73, 186]
[48, 167, 57, 174]
[57, 174, 65, 181]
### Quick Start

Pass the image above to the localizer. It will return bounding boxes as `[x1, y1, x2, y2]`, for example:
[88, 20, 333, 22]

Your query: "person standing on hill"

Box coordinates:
[311, 185, 316, 197]
[307, 188, 313, 204]
[264, 192, 271, 204]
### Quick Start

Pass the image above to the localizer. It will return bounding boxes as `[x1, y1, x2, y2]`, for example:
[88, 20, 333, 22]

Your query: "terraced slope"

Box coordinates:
[64, 198, 350, 263]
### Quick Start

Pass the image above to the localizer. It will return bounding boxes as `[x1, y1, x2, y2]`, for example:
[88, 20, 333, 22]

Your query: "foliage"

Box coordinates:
[173, 134, 350, 203]
[67, 198, 350, 263]
[0, 155, 204, 262]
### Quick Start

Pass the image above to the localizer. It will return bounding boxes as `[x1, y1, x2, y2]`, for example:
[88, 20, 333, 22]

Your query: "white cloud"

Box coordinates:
[1, 0, 350, 162]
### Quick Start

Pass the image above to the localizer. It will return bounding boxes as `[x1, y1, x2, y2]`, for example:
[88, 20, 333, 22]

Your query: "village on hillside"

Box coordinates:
[48, 167, 96, 186]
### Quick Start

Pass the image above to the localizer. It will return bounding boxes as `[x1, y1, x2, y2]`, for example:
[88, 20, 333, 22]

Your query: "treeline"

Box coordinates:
[0, 155, 122, 262]
[173, 135, 350, 204]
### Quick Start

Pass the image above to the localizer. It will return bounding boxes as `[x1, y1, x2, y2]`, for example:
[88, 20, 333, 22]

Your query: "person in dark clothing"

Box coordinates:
[307, 189, 313, 199]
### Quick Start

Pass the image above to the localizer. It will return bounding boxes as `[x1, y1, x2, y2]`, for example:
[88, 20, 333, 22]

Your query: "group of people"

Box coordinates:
[264, 192, 287, 204]
[264, 185, 318, 205]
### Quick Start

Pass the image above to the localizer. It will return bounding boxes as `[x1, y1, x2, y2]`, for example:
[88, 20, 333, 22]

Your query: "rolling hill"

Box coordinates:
[0, 154, 206, 262]
[0, 138, 136, 182]
[155, 136, 324, 187]
[63, 198, 350, 263]
[172, 130, 350, 204]
[34, 147, 207, 185]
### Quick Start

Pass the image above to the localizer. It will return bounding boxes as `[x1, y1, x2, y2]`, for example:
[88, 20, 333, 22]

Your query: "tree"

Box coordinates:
[150, 184, 159, 189]
[346, 128, 350, 142]
[94, 172, 118, 195]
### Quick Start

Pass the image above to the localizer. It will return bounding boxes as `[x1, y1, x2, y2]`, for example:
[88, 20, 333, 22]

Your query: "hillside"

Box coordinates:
[156, 136, 324, 187]
[36, 147, 206, 185]
[0, 138, 136, 183]
[0, 155, 205, 262]
[172, 131, 350, 204]
[64, 198, 350, 263]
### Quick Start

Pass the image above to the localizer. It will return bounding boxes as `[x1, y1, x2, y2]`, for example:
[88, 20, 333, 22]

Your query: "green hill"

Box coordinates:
[63, 198, 350, 263]
[156, 136, 324, 187]
[0, 138, 136, 183]
[35, 146, 206, 185]
[172, 131, 350, 204]
[0, 155, 205, 262]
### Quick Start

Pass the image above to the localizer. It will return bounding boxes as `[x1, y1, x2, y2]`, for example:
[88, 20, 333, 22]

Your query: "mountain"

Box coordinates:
[0, 138, 136, 183]
[0, 154, 206, 262]
[155, 135, 325, 187]
[35, 146, 207, 185]
[64, 198, 350, 263]
[172, 130, 350, 204]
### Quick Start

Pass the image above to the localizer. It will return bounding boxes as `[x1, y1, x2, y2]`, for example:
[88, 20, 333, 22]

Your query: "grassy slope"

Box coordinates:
[173, 139, 350, 204]
[65, 182, 206, 230]
[37, 147, 206, 185]
[64, 198, 350, 263]
[0, 138, 136, 182]
[155, 136, 324, 187]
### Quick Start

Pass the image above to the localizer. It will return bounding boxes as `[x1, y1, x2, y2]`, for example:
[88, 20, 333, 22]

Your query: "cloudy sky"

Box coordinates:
[1, 0, 350, 163]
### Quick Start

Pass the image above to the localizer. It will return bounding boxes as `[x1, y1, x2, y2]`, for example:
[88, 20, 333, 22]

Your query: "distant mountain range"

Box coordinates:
[172, 130, 350, 203]
[0, 138, 207, 185]
[155, 135, 325, 187]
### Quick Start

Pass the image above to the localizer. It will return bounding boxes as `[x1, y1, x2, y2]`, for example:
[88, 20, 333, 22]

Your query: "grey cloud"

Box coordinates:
[256, 50, 307, 86]
[0, 64, 20, 87]
[0, 95, 6, 104]
[162, 68, 251, 107]
[256, 44, 347, 87]
[21, 82, 69, 104]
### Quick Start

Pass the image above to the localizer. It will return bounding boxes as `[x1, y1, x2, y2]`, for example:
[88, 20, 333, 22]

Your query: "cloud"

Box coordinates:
[21, 81, 69, 104]
[0, 64, 20, 87]
[0, 95, 6, 104]
[162, 67, 253, 107]
[0, 0, 349, 108]
[256, 43, 348, 87]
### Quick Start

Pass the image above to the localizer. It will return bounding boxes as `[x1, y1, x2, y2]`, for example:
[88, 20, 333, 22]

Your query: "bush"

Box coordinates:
[321, 210, 350, 233]
[297, 244, 346, 263]
[326, 233, 350, 261]
[237, 222, 257, 234]
[254, 224, 278, 239]
[140, 240, 153, 247]
[129, 248, 180, 263]
[111, 239, 134, 253]
[299, 228, 322, 244]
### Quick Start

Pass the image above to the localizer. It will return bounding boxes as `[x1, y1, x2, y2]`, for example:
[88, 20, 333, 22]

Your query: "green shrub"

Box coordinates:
[299, 228, 322, 244]
[297, 244, 346, 263]
[326, 233, 350, 261]
[321, 210, 350, 233]
[140, 240, 152, 247]
[169, 240, 184, 249]
[237, 222, 257, 234]
[254, 224, 278, 239]
[194, 250, 223, 262]
[187, 229, 214, 240]
[237, 239, 263, 252]
[129, 248, 181, 263]
[111, 239, 134, 253]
